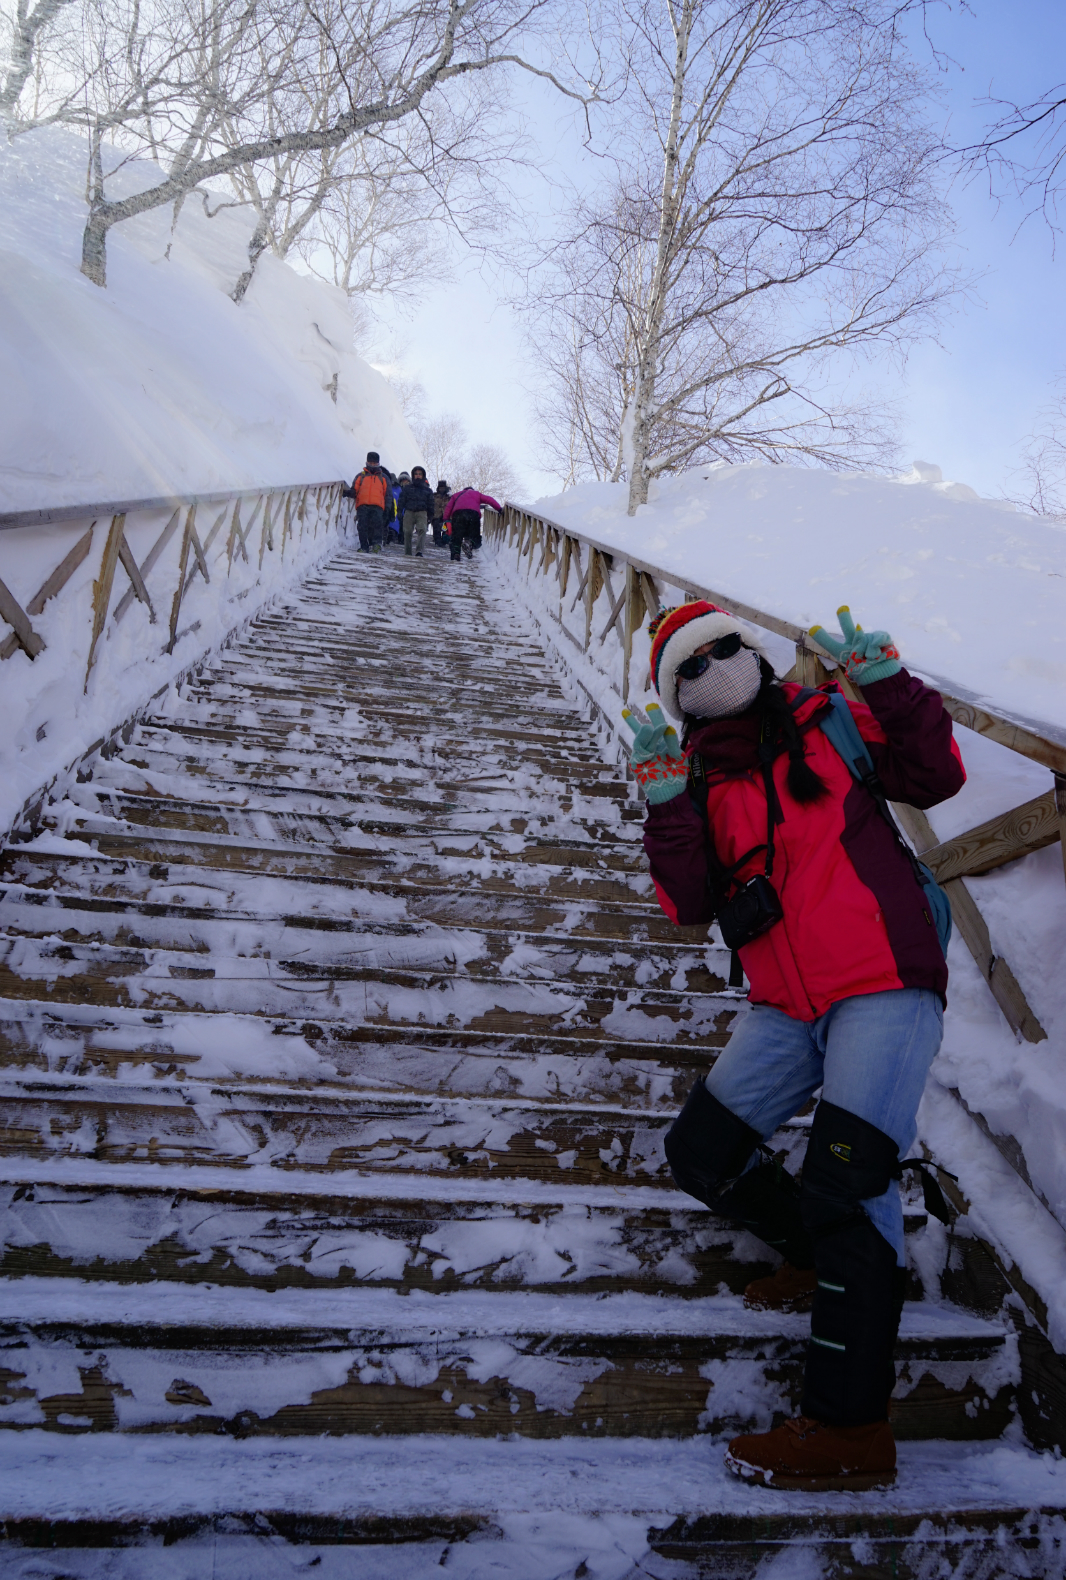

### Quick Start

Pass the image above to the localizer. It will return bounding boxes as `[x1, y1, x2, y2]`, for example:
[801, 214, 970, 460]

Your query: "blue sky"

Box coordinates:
[375, 1, 1066, 503]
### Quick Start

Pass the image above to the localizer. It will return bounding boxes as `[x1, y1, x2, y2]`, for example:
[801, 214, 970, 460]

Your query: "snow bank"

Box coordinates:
[0, 126, 415, 510]
[533, 465, 1066, 739]
[486, 465, 1066, 1339]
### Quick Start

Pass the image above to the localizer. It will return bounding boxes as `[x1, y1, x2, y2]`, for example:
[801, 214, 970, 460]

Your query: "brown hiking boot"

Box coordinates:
[725, 1415, 896, 1491]
[744, 1262, 818, 1312]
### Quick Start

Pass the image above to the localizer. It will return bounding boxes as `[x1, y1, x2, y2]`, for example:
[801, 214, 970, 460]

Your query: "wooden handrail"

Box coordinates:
[2, 480, 348, 840]
[0, 483, 346, 667]
[0, 481, 344, 532]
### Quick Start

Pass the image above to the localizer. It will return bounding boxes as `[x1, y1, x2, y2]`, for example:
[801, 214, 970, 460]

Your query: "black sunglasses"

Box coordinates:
[675, 632, 744, 680]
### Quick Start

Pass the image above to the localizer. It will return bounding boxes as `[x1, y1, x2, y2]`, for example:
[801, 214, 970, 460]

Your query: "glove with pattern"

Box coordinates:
[623, 702, 689, 804]
[809, 605, 901, 686]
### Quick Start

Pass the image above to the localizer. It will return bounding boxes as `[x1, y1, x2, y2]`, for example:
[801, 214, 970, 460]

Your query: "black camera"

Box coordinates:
[716, 874, 783, 951]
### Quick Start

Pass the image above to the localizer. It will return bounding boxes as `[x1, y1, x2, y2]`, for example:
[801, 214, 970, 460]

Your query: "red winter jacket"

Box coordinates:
[642, 672, 965, 1020]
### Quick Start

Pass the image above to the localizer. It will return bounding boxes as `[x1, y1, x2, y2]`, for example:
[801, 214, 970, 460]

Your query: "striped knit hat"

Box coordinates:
[648, 601, 770, 721]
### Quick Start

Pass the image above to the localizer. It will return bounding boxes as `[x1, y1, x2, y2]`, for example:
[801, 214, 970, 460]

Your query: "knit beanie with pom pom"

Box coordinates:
[648, 601, 770, 721]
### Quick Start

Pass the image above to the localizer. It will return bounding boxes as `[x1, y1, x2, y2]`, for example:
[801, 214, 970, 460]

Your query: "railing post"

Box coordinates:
[791, 634, 832, 688]
[558, 535, 572, 601]
[84, 514, 126, 689]
[167, 505, 197, 655]
[584, 548, 602, 651]
[526, 520, 539, 576]
[622, 562, 644, 704]
[259, 494, 273, 568]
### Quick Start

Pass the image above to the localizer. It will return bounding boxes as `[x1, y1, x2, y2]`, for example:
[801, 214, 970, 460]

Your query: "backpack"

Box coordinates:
[817, 691, 952, 957]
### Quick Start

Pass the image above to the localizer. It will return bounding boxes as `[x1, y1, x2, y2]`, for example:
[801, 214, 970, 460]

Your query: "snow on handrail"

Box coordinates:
[0, 481, 344, 532]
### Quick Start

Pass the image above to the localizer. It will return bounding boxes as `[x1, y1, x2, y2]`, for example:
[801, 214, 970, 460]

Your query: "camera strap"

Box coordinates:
[688, 738, 781, 886]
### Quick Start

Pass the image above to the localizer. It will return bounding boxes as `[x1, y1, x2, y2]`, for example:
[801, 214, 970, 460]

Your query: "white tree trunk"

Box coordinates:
[625, 0, 691, 515]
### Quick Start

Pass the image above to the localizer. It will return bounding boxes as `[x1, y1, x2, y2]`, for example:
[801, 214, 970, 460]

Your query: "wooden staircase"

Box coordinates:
[0, 541, 1061, 1576]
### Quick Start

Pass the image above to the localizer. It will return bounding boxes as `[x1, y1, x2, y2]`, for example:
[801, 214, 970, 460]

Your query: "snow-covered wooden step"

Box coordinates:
[75, 783, 646, 845]
[61, 800, 649, 872]
[0, 901, 730, 987]
[9, 828, 660, 907]
[183, 667, 588, 710]
[0, 854, 712, 946]
[0, 1432, 1061, 1574]
[0, 942, 734, 1047]
[80, 763, 647, 830]
[0, 1279, 1014, 1443]
[137, 698, 618, 753]
[135, 714, 634, 774]
[0, 1172, 927, 1298]
[0, 896, 730, 989]
[0, 1080, 718, 1183]
[0, 1003, 733, 1109]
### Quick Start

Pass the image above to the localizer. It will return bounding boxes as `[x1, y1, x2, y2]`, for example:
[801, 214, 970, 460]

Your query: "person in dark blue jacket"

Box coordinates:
[398, 467, 435, 557]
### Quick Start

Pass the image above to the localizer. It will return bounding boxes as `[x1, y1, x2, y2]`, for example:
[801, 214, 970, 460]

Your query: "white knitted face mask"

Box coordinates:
[676, 645, 762, 718]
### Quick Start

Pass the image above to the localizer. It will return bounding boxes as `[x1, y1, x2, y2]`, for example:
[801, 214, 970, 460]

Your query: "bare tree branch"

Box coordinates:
[525, 0, 957, 509]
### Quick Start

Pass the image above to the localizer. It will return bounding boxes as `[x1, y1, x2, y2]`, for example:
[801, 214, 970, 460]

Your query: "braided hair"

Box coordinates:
[681, 653, 828, 805]
[754, 657, 828, 804]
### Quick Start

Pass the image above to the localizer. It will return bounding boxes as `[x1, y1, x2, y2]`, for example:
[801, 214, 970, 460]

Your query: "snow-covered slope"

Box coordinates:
[535, 466, 1066, 739]
[0, 127, 414, 512]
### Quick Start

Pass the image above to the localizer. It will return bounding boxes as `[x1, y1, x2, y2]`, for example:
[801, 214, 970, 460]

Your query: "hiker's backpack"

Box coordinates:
[817, 690, 952, 957]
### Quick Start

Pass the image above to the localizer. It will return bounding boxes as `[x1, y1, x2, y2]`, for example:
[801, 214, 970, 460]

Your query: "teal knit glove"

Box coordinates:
[622, 702, 689, 804]
[809, 606, 902, 686]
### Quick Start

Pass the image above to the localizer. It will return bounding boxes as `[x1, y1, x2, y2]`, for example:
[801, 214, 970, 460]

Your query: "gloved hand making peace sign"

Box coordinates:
[622, 702, 689, 804]
[809, 606, 902, 686]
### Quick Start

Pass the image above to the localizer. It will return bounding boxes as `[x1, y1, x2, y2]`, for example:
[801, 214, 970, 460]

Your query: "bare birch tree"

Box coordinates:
[530, 0, 955, 511]
[217, 32, 510, 301]
[0, 0, 77, 119]
[465, 439, 521, 495]
[2, 0, 596, 286]
[414, 410, 470, 480]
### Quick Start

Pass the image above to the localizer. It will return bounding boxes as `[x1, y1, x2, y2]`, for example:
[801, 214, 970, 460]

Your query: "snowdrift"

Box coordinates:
[0, 126, 414, 511]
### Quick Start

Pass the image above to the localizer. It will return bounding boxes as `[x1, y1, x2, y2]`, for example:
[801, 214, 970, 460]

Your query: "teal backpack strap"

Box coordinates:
[818, 690, 875, 777]
[817, 691, 952, 957]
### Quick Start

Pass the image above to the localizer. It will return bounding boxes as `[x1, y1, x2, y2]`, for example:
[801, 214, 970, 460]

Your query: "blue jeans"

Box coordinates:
[704, 988, 943, 1264]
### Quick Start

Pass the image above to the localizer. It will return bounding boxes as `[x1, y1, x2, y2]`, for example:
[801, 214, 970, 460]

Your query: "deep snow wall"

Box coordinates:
[0, 128, 415, 511]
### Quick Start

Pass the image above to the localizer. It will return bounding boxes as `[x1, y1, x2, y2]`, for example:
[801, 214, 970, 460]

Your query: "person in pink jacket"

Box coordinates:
[443, 488, 502, 561]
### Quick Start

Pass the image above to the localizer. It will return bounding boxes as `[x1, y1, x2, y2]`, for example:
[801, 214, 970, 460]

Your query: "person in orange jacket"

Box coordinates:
[351, 452, 390, 553]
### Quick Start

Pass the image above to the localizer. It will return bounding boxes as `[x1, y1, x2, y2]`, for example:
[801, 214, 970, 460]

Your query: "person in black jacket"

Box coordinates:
[398, 467, 435, 557]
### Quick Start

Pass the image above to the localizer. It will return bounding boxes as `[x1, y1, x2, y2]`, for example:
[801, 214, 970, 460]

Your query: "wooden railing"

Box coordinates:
[1, 479, 347, 834]
[485, 500, 1066, 1065]
[0, 481, 346, 671]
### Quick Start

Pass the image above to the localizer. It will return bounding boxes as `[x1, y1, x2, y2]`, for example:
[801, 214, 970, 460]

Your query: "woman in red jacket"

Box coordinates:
[627, 600, 965, 1491]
